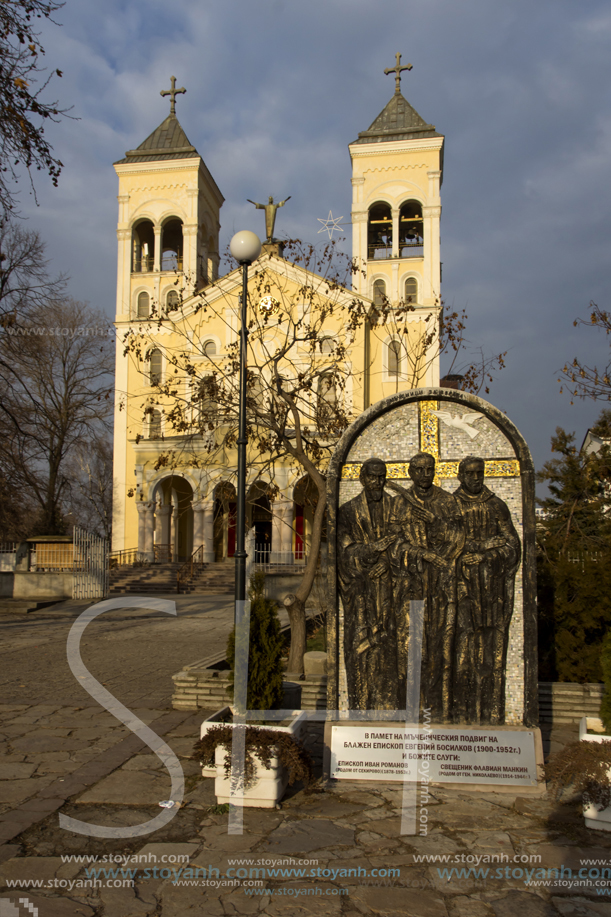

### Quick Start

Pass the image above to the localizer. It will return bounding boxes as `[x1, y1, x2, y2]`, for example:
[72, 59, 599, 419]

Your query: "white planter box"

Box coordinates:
[579, 716, 611, 830]
[200, 706, 307, 808]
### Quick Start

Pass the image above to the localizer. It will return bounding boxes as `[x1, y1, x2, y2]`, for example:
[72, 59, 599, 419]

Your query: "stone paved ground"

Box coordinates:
[1, 601, 611, 916]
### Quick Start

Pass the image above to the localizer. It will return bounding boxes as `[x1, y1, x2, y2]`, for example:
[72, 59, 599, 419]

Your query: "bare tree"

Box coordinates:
[65, 436, 113, 540]
[124, 240, 504, 672]
[0, 298, 114, 535]
[0, 220, 66, 320]
[0, 0, 69, 215]
[560, 303, 611, 403]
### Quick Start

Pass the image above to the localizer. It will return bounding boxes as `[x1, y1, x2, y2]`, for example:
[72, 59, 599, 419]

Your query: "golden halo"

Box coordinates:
[258, 295, 280, 315]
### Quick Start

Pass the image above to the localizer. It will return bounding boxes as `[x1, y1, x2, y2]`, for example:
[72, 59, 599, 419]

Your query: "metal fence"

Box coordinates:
[0, 543, 17, 572]
[73, 526, 109, 599]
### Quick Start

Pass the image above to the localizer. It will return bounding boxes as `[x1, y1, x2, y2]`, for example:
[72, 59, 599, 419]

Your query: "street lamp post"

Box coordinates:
[229, 231, 262, 611]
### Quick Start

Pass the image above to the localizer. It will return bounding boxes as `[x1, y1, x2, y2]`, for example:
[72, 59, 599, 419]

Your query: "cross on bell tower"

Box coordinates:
[160, 75, 186, 115]
[384, 52, 413, 94]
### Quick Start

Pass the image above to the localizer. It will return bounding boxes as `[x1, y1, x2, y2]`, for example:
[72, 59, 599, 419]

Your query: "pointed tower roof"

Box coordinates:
[353, 91, 442, 144]
[114, 114, 198, 164]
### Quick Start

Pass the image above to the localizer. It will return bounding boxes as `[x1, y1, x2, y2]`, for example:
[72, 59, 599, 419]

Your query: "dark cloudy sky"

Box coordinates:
[20, 0, 611, 477]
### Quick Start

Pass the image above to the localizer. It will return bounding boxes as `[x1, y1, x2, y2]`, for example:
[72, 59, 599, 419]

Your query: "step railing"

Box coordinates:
[109, 548, 147, 568]
[176, 544, 206, 594]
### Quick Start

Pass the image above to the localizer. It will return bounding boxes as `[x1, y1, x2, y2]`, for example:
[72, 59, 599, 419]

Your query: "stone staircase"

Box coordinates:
[179, 559, 234, 595]
[109, 559, 235, 595]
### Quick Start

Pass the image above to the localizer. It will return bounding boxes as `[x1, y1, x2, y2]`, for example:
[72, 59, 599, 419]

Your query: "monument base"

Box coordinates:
[323, 720, 545, 796]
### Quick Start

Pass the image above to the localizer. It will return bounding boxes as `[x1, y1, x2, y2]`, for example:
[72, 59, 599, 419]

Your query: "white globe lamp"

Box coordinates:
[230, 230, 261, 265]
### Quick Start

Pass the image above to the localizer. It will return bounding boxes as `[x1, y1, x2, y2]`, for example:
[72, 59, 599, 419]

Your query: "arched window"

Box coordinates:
[197, 376, 218, 427]
[203, 339, 217, 357]
[149, 349, 162, 386]
[161, 218, 183, 271]
[373, 279, 386, 307]
[137, 292, 150, 319]
[132, 220, 155, 273]
[368, 202, 392, 260]
[148, 409, 162, 439]
[166, 289, 179, 309]
[404, 277, 418, 303]
[388, 340, 401, 378]
[317, 374, 336, 424]
[399, 200, 423, 256]
[321, 337, 334, 354]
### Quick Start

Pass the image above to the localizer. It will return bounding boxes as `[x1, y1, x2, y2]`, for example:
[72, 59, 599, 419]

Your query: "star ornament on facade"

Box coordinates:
[317, 210, 348, 239]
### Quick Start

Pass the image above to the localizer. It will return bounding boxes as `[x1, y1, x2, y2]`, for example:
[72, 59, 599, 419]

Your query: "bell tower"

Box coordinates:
[111, 79, 224, 551]
[349, 54, 444, 323]
[113, 76, 224, 323]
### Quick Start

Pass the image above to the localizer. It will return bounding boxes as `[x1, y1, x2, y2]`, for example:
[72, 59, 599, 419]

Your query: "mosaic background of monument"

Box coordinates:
[328, 390, 537, 726]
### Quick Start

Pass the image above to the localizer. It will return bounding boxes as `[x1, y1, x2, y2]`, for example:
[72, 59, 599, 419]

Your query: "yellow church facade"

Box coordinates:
[111, 64, 445, 564]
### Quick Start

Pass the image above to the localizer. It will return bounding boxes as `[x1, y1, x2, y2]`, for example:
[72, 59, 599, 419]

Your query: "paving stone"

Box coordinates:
[472, 831, 515, 851]
[359, 816, 402, 838]
[0, 856, 82, 882]
[128, 842, 200, 868]
[0, 846, 20, 866]
[530, 845, 587, 870]
[159, 883, 224, 915]
[183, 780, 217, 809]
[490, 891, 561, 916]
[339, 791, 386, 807]
[263, 819, 354, 856]
[75, 770, 172, 805]
[0, 895, 95, 917]
[0, 762, 37, 779]
[12, 735, 90, 753]
[263, 883, 345, 916]
[351, 885, 448, 916]
[356, 831, 399, 850]
[197, 825, 263, 853]
[219, 885, 265, 914]
[402, 834, 462, 857]
[0, 777, 56, 804]
[97, 883, 155, 916]
[291, 800, 367, 820]
[122, 754, 165, 771]
[449, 896, 494, 916]
[552, 896, 611, 916]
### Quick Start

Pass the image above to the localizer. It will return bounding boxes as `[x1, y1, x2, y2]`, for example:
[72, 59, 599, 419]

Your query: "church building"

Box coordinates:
[111, 60, 445, 565]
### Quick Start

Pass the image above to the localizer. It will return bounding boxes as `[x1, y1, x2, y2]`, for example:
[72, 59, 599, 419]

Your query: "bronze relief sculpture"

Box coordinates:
[337, 452, 521, 725]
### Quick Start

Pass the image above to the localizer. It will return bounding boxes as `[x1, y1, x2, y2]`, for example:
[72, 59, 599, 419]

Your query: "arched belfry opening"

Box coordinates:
[368, 202, 392, 260]
[132, 220, 155, 273]
[399, 200, 423, 257]
[161, 218, 183, 271]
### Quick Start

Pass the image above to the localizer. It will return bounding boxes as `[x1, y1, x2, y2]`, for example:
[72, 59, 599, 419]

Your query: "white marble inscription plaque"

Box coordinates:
[330, 726, 538, 786]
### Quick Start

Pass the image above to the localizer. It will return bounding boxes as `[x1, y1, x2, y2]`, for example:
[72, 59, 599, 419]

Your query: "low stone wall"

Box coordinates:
[0, 571, 72, 600]
[172, 663, 327, 714]
[538, 682, 604, 726]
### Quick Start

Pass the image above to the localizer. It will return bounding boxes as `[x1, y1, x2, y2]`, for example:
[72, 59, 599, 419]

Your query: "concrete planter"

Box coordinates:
[200, 706, 308, 808]
[579, 716, 611, 831]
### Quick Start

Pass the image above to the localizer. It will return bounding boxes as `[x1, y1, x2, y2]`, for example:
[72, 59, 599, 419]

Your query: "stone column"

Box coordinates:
[183, 224, 198, 288]
[153, 227, 162, 273]
[391, 207, 400, 259]
[137, 502, 147, 557]
[192, 501, 205, 553]
[202, 500, 215, 563]
[138, 502, 155, 562]
[271, 500, 293, 563]
[156, 504, 171, 560]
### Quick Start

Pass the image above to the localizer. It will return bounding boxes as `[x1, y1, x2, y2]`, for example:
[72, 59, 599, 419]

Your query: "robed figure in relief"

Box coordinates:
[452, 456, 521, 724]
[337, 458, 398, 710]
[388, 452, 465, 721]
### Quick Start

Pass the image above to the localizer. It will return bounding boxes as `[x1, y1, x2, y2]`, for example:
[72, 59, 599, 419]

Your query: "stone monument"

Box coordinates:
[325, 389, 541, 790]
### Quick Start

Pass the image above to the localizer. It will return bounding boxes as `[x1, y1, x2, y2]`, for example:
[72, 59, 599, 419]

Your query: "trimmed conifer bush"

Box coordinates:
[226, 571, 284, 712]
